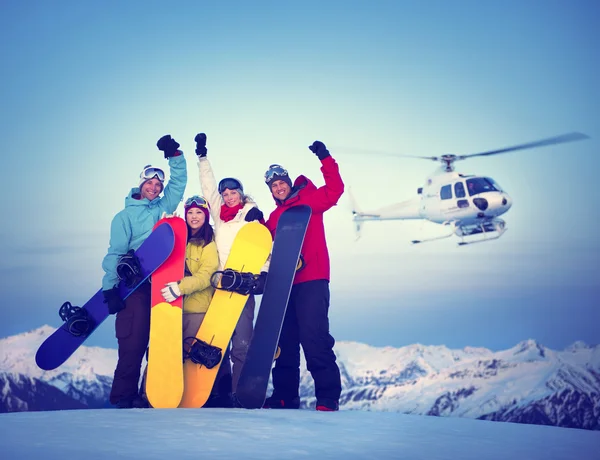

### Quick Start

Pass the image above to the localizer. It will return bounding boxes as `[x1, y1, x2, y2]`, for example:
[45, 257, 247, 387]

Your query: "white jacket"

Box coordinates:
[198, 157, 269, 272]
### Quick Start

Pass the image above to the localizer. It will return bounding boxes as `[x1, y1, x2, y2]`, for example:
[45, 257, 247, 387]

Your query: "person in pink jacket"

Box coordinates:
[263, 140, 344, 412]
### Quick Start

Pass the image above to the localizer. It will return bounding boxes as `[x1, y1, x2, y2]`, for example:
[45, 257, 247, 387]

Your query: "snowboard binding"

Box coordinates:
[58, 301, 94, 337]
[183, 337, 223, 369]
[116, 249, 143, 289]
[210, 269, 260, 295]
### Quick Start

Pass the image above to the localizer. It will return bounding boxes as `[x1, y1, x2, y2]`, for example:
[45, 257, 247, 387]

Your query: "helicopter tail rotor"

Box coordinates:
[347, 187, 364, 240]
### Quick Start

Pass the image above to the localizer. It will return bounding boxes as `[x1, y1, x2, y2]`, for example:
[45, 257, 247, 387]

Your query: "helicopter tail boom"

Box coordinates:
[349, 191, 422, 240]
[353, 197, 422, 222]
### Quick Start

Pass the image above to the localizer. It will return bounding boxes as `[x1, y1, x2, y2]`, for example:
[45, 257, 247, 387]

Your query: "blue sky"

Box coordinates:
[1, 0, 598, 352]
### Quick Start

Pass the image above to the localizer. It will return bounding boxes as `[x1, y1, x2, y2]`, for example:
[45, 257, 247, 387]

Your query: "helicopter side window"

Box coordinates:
[454, 182, 466, 198]
[440, 184, 452, 200]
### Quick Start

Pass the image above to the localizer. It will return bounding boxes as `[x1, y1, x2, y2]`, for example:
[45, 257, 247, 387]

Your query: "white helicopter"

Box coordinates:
[349, 132, 589, 246]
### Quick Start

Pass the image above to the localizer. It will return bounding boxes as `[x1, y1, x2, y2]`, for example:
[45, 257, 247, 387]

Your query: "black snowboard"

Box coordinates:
[236, 205, 311, 409]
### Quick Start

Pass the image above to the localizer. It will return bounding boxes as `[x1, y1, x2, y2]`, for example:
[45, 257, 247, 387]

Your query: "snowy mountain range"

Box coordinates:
[1, 326, 599, 431]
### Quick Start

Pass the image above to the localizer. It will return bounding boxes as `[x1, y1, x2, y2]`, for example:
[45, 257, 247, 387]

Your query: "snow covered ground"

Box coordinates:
[1, 407, 598, 460]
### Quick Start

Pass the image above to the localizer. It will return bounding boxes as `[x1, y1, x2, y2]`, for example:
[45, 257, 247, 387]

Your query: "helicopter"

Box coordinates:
[349, 132, 589, 246]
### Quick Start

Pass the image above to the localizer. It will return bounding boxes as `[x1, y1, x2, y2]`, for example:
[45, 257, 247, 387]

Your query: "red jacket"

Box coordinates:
[265, 156, 344, 285]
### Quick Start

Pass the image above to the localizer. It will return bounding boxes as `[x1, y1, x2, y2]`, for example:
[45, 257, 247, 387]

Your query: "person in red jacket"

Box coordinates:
[262, 140, 344, 412]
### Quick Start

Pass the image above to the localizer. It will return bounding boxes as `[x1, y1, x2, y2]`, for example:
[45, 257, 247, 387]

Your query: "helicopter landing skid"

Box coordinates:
[411, 219, 507, 246]
[411, 221, 457, 245]
[456, 219, 507, 246]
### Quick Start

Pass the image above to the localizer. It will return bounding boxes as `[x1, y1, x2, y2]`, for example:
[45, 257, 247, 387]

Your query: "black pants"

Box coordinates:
[272, 279, 342, 401]
[110, 282, 151, 405]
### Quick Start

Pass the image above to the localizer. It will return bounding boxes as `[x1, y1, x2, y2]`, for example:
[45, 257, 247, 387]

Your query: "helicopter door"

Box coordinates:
[454, 182, 469, 209]
[438, 184, 454, 218]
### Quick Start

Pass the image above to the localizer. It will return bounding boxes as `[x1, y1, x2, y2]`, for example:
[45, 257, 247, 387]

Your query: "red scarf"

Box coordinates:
[220, 203, 244, 222]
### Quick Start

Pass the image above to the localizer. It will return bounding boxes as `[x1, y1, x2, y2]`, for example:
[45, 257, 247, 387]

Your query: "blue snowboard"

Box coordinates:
[236, 205, 311, 409]
[35, 222, 175, 371]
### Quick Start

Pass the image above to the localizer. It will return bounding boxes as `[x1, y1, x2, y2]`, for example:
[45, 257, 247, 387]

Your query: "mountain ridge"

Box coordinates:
[1, 326, 598, 430]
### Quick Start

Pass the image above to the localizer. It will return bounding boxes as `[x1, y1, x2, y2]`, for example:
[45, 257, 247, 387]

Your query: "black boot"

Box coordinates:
[263, 395, 300, 409]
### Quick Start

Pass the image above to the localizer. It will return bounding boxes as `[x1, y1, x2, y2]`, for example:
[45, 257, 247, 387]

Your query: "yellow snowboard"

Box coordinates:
[179, 222, 272, 408]
[146, 217, 187, 409]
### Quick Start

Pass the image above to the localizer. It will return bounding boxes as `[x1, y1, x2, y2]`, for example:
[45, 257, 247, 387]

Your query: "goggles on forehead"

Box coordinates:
[140, 165, 165, 182]
[185, 195, 209, 209]
[264, 164, 289, 183]
[218, 177, 243, 194]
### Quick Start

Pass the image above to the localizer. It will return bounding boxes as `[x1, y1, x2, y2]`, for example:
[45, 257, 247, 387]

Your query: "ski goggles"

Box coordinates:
[140, 165, 165, 182]
[218, 177, 243, 194]
[184, 195, 209, 209]
[264, 164, 289, 183]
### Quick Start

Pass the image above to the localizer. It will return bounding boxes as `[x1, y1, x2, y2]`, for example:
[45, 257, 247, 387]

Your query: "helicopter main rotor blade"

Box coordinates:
[332, 146, 439, 161]
[458, 132, 589, 160]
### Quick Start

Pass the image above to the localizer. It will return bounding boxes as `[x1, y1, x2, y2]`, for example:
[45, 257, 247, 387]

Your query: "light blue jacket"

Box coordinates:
[101, 154, 187, 290]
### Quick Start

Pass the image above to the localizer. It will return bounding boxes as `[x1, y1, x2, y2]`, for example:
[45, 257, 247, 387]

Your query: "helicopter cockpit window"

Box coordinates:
[454, 182, 466, 198]
[466, 178, 499, 196]
[484, 177, 503, 192]
[440, 184, 452, 200]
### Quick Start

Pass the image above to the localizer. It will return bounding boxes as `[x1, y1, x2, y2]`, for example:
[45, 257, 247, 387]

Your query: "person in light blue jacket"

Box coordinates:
[102, 134, 187, 409]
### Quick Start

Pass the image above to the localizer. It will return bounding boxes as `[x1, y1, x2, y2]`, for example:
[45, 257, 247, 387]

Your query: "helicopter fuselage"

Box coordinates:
[352, 170, 513, 226]
[351, 170, 513, 244]
[419, 171, 512, 226]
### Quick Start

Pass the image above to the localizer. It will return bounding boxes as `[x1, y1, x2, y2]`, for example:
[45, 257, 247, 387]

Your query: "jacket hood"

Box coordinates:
[293, 175, 315, 191]
[273, 175, 315, 205]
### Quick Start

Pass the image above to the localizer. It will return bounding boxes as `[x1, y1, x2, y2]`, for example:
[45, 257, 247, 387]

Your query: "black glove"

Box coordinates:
[253, 272, 268, 295]
[195, 133, 207, 157]
[157, 135, 181, 159]
[245, 207, 264, 222]
[103, 287, 125, 315]
[308, 140, 330, 160]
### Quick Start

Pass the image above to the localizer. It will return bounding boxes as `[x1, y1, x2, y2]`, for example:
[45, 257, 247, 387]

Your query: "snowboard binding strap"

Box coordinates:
[58, 301, 94, 337]
[210, 269, 260, 295]
[116, 249, 143, 289]
[183, 337, 222, 369]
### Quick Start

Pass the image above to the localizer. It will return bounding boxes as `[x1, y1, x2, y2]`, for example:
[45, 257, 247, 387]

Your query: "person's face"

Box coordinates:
[141, 178, 162, 201]
[222, 189, 242, 207]
[186, 207, 206, 232]
[270, 179, 291, 201]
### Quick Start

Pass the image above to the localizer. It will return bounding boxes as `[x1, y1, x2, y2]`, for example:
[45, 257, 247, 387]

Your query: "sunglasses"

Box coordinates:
[185, 195, 209, 209]
[264, 164, 289, 183]
[140, 165, 165, 182]
[218, 177, 243, 194]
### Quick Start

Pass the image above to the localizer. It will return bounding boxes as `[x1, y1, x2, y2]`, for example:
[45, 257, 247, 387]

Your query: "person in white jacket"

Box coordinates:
[194, 133, 268, 397]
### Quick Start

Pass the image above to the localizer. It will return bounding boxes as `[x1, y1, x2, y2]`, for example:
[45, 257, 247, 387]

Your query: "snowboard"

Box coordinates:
[35, 223, 175, 371]
[236, 205, 311, 409]
[178, 222, 272, 408]
[146, 216, 188, 409]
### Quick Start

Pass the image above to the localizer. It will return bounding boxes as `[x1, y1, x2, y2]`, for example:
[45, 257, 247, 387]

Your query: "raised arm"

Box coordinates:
[195, 133, 222, 222]
[304, 141, 345, 213]
[155, 135, 187, 214]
